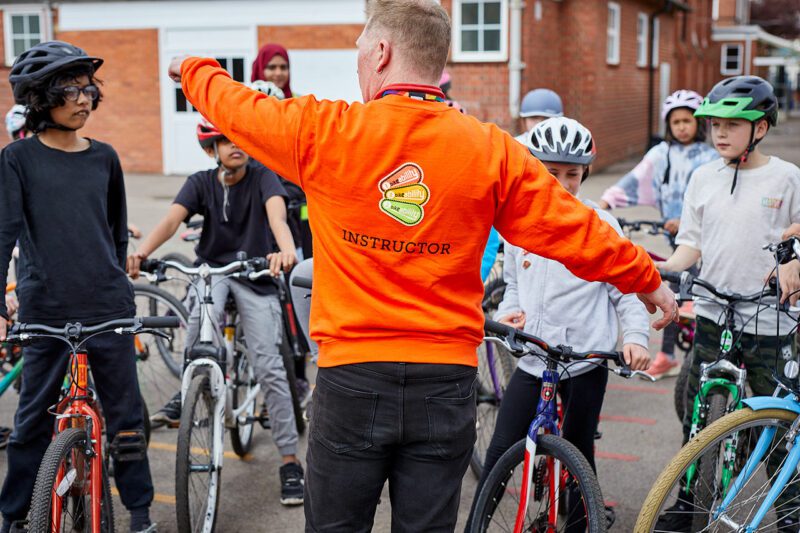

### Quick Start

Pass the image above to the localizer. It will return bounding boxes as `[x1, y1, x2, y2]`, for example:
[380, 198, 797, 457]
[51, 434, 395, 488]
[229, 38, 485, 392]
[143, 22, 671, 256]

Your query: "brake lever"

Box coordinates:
[482, 336, 529, 357]
[631, 370, 656, 382]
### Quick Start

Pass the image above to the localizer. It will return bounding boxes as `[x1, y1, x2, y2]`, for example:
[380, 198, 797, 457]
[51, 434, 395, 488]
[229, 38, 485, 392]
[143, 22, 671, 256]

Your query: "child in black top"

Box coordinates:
[0, 41, 156, 533]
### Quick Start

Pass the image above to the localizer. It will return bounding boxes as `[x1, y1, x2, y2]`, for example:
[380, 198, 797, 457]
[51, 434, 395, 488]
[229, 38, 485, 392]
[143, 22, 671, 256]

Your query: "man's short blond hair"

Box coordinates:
[365, 0, 451, 81]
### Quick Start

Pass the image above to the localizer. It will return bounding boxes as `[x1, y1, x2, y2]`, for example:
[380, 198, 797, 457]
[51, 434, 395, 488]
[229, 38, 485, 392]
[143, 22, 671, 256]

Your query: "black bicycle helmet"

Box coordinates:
[9, 41, 103, 104]
[695, 75, 778, 127]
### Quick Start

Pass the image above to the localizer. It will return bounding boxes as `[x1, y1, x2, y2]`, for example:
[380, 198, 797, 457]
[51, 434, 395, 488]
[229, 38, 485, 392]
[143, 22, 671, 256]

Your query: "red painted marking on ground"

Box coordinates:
[605, 501, 617, 507]
[595, 450, 640, 462]
[599, 414, 658, 425]
[607, 383, 670, 395]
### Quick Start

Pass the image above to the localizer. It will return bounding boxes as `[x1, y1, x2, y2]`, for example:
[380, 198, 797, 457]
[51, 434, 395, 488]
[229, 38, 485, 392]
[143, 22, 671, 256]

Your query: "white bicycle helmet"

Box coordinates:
[249, 80, 285, 100]
[528, 117, 596, 169]
[661, 89, 703, 121]
[5, 104, 27, 140]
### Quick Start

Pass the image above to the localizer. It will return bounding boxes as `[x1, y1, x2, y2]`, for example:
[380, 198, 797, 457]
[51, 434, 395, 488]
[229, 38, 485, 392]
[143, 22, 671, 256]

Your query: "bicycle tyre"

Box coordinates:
[229, 351, 256, 458]
[673, 353, 692, 423]
[132, 283, 189, 378]
[634, 407, 797, 532]
[176, 374, 220, 533]
[28, 427, 115, 533]
[280, 334, 306, 435]
[468, 435, 606, 533]
[690, 391, 729, 532]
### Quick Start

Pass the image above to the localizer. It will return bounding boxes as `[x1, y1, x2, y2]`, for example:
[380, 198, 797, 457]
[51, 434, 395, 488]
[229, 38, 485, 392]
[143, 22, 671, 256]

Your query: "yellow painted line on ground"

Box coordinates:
[112, 487, 176, 505]
[148, 440, 252, 461]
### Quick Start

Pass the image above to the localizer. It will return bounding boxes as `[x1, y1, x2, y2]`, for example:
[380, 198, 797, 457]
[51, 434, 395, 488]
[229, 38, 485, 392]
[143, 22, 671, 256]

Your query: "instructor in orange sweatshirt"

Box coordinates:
[167, 1, 676, 530]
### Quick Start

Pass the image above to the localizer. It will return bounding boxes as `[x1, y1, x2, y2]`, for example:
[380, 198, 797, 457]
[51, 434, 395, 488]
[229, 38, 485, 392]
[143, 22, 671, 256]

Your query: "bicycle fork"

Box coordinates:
[514, 370, 560, 533]
[712, 418, 800, 532]
[182, 358, 226, 475]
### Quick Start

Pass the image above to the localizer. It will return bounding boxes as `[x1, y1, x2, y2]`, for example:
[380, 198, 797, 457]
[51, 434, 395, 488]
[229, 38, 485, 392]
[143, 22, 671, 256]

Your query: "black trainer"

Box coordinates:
[279, 462, 304, 506]
[654, 496, 694, 533]
[150, 393, 181, 428]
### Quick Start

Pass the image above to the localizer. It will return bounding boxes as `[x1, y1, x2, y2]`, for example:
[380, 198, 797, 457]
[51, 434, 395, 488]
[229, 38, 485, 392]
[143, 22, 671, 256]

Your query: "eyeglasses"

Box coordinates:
[57, 85, 100, 102]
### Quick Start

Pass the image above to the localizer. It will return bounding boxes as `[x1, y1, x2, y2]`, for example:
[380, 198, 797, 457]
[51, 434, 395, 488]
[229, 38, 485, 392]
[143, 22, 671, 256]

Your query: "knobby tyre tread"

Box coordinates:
[690, 392, 729, 531]
[634, 407, 798, 532]
[673, 353, 692, 423]
[176, 374, 220, 533]
[28, 427, 115, 533]
[468, 434, 606, 533]
[229, 352, 256, 458]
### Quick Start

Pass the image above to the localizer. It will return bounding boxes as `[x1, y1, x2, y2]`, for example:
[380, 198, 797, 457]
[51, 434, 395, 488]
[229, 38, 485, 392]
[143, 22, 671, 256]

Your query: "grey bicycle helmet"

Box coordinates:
[9, 41, 103, 104]
[519, 89, 563, 118]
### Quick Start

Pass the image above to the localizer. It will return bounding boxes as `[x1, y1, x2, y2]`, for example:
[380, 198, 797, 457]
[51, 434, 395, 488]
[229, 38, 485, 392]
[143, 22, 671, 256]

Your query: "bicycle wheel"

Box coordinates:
[690, 392, 729, 531]
[471, 340, 515, 478]
[279, 335, 306, 435]
[468, 435, 606, 533]
[153, 252, 195, 305]
[28, 427, 115, 533]
[176, 374, 220, 533]
[635, 407, 799, 532]
[132, 284, 188, 428]
[229, 350, 257, 458]
[674, 353, 692, 423]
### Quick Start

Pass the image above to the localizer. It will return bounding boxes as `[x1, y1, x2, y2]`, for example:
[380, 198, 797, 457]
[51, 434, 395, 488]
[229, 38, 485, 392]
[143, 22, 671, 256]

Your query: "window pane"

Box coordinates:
[461, 2, 479, 25]
[232, 58, 244, 82]
[11, 15, 24, 35]
[484, 29, 500, 51]
[13, 39, 26, 56]
[461, 29, 479, 52]
[28, 37, 40, 48]
[484, 2, 501, 24]
[175, 87, 187, 112]
[216, 57, 228, 71]
[28, 15, 40, 35]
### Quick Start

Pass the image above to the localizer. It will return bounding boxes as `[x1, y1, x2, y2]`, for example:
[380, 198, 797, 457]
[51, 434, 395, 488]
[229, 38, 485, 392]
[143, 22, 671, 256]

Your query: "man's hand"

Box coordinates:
[782, 223, 800, 241]
[5, 292, 18, 318]
[497, 311, 526, 330]
[0, 317, 9, 341]
[767, 260, 800, 306]
[126, 252, 146, 280]
[267, 251, 298, 277]
[168, 56, 190, 83]
[663, 218, 680, 236]
[637, 282, 679, 330]
[622, 343, 651, 371]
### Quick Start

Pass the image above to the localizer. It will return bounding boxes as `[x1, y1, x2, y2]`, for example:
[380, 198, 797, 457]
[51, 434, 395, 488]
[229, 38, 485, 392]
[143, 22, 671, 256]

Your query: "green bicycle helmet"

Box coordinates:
[695, 76, 778, 194]
[694, 76, 777, 126]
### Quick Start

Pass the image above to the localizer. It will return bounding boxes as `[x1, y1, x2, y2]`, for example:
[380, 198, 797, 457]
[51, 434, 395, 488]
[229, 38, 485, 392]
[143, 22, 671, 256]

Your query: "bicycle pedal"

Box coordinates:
[594, 430, 602, 440]
[258, 414, 271, 430]
[9, 520, 28, 533]
[110, 429, 147, 462]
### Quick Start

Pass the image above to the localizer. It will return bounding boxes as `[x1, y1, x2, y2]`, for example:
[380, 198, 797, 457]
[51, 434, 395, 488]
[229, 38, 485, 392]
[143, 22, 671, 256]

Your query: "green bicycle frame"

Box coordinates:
[0, 356, 23, 396]
[684, 378, 743, 495]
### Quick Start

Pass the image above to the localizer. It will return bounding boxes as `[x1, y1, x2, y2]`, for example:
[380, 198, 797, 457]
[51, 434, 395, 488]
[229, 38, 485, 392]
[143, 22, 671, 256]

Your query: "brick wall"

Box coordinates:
[257, 24, 363, 50]
[0, 9, 13, 140]
[56, 29, 162, 173]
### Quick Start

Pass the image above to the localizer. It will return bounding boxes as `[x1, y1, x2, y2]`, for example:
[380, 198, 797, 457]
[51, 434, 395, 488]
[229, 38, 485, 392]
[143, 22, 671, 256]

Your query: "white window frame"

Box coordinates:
[721, 43, 743, 75]
[452, 0, 508, 63]
[606, 2, 621, 65]
[2, 4, 51, 66]
[651, 17, 660, 66]
[712, 0, 719, 21]
[636, 12, 649, 68]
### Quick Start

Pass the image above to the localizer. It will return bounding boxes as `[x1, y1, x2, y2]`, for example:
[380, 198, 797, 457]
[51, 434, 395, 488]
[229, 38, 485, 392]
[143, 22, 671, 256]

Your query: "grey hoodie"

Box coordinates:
[495, 200, 650, 379]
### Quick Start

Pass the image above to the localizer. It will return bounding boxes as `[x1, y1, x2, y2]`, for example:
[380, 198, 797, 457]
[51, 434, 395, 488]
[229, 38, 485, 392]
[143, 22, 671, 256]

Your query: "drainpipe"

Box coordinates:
[647, 0, 690, 149]
[508, 0, 524, 120]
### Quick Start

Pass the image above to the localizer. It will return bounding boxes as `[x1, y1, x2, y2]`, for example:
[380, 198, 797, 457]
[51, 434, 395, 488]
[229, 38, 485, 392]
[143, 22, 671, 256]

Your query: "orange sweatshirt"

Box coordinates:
[181, 57, 661, 368]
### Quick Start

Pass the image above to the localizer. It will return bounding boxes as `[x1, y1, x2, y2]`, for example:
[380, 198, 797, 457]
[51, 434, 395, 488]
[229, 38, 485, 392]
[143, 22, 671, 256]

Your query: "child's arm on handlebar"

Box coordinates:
[127, 203, 190, 279]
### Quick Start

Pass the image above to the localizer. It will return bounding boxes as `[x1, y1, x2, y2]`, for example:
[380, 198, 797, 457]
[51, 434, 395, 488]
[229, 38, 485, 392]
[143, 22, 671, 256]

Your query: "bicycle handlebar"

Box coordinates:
[660, 270, 776, 303]
[617, 218, 669, 236]
[7, 316, 180, 343]
[141, 256, 268, 279]
[291, 276, 313, 290]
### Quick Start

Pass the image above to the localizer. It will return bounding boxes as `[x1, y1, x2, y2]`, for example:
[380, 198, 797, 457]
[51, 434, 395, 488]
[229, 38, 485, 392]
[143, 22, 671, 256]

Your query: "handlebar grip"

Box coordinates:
[251, 257, 268, 271]
[291, 276, 313, 290]
[139, 259, 161, 273]
[185, 218, 203, 230]
[484, 319, 515, 337]
[659, 270, 682, 284]
[140, 316, 180, 329]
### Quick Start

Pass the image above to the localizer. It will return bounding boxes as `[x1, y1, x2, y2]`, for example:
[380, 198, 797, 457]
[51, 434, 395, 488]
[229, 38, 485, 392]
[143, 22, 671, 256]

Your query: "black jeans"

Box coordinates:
[0, 333, 153, 525]
[477, 365, 608, 495]
[304, 362, 477, 532]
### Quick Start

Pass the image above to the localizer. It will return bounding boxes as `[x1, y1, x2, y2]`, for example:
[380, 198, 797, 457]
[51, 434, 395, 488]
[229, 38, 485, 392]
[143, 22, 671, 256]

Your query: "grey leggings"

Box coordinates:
[289, 258, 318, 359]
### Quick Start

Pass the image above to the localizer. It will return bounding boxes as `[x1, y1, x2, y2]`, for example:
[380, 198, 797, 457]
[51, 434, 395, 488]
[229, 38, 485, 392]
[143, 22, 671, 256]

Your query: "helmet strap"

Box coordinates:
[727, 122, 761, 195]
[213, 141, 234, 179]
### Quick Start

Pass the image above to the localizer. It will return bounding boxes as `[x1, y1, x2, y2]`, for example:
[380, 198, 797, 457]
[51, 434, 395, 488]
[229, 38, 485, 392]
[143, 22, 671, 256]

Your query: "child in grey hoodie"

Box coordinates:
[473, 117, 652, 526]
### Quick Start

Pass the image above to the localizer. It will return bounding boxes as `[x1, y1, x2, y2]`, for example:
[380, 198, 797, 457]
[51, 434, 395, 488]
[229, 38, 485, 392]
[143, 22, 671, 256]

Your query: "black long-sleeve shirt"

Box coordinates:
[0, 136, 134, 324]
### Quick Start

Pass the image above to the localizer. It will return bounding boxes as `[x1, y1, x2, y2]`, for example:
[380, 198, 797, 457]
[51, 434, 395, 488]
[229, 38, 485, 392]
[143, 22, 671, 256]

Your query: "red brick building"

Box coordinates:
[0, 1, 762, 174]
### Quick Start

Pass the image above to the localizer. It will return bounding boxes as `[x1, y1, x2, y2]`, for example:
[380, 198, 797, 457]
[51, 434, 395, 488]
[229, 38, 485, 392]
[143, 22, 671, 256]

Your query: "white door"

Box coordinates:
[658, 62, 671, 138]
[159, 26, 256, 175]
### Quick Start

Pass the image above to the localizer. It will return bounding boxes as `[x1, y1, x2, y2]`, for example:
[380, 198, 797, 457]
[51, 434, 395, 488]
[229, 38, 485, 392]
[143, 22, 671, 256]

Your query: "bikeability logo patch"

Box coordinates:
[378, 162, 430, 226]
[761, 197, 783, 209]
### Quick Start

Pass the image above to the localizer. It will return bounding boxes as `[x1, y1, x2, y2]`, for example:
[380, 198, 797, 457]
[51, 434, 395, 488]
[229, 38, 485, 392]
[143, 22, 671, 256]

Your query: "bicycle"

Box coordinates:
[468, 319, 653, 533]
[5, 316, 179, 533]
[140, 254, 303, 533]
[636, 238, 798, 532]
